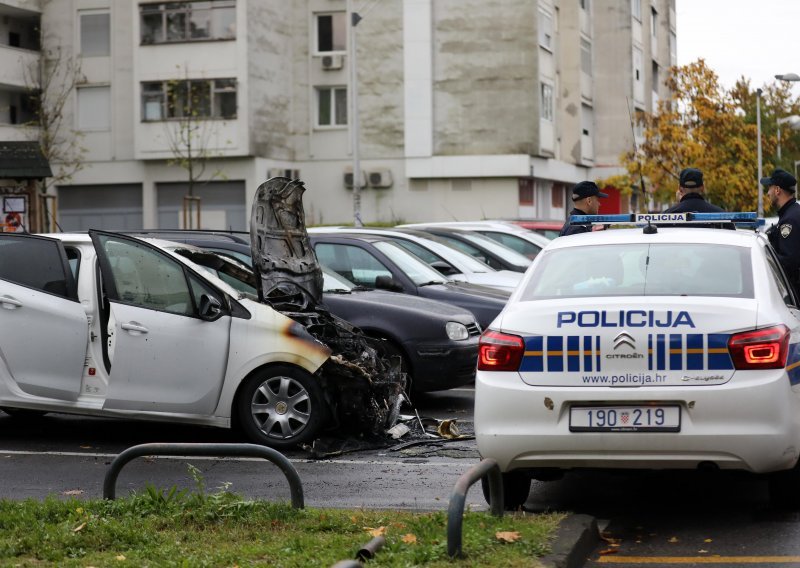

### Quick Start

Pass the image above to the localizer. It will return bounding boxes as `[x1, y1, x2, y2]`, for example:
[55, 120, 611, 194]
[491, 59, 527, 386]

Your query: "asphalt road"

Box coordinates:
[0, 387, 483, 511]
[5, 385, 800, 566]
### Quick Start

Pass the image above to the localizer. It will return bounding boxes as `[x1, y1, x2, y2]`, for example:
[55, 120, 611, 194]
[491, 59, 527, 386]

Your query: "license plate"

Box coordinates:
[569, 405, 681, 432]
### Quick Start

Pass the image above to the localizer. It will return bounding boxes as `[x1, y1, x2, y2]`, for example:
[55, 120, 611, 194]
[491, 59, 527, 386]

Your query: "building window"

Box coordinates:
[80, 11, 110, 56]
[316, 86, 347, 127]
[651, 6, 657, 36]
[652, 61, 659, 93]
[518, 178, 534, 206]
[632, 0, 641, 20]
[540, 83, 554, 121]
[315, 12, 346, 53]
[141, 79, 237, 121]
[551, 185, 563, 208]
[538, 9, 553, 51]
[580, 38, 592, 76]
[140, 1, 236, 45]
[77, 86, 111, 130]
[669, 31, 677, 64]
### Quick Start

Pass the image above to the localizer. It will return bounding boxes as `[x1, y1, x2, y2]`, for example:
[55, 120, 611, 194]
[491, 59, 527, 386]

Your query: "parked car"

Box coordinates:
[308, 233, 510, 329]
[505, 219, 564, 240]
[399, 221, 552, 260]
[126, 230, 482, 393]
[393, 226, 532, 273]
[0, 231, 333, 448]
[475, 215, 800, 509]
[160, 240, 482, 394]
[308, 226, 523, 292]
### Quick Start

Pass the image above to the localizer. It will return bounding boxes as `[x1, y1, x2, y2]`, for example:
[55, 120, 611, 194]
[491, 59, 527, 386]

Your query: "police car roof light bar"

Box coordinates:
[569, 212, 763, 227]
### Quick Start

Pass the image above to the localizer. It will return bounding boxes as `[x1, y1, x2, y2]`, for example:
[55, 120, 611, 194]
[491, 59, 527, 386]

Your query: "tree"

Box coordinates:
[601, 59, 800, 212]
[161, 66, 231, 229]
[23, 25, 87, 230]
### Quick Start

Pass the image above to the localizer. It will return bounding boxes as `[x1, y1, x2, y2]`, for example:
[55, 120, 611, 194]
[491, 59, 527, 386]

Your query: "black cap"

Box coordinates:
[761, 168, 797, 192]
[571, 181, 608, 201]
[679, 168, 703, 188]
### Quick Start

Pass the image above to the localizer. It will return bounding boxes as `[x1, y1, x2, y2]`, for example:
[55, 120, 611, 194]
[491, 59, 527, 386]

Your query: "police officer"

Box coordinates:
[664, 168, 724, 213]
[559, 181, 608, 236]
[763, 168, 800, 292]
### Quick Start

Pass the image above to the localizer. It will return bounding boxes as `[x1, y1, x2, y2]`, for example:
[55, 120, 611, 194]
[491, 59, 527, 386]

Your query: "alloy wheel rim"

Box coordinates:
[250, 376, 311, 440]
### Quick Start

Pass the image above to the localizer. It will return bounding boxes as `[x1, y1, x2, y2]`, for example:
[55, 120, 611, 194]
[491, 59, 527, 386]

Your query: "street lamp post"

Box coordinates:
[757, 88, 763, 218]
[777, 116, 800, 161]
[347, 0, 363, 227]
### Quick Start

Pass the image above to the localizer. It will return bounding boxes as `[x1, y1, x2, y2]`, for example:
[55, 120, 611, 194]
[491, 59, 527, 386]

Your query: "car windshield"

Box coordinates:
[480, 231, 542, 259]
[520, 243, 754, 300]
[322, 267, 356, 291]
[456, 232, 532, 266]
[372, 240, 448, 285]
[390, 236, 496, 273]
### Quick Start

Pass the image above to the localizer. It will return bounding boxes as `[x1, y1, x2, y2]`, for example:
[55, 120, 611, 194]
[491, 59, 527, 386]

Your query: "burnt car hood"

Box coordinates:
[250, 178, 405, 442]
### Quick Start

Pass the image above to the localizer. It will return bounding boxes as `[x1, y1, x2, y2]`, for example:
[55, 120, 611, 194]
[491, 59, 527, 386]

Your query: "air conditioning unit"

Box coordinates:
[367, 168, 393, 189]
[267, 168, 300, 180]
[321, 54, 344, 70]
[343, 167, 366, 189]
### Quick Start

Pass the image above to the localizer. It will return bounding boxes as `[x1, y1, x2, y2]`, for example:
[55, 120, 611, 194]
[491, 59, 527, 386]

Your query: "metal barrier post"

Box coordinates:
[103, 443, 304, 508]
[447, 458, 504, 558]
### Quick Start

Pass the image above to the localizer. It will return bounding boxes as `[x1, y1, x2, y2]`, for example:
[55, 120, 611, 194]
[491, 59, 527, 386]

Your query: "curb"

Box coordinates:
[539, 513, 599, 568]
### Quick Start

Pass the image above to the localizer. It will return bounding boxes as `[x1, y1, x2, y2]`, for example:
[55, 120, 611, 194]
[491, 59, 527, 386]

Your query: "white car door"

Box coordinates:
[90, 231, 231, 416]
[0, 234, 87, 401]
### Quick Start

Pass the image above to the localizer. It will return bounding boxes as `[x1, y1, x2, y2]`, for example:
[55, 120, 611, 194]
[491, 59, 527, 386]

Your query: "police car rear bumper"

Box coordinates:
[475, 369, 800, 474]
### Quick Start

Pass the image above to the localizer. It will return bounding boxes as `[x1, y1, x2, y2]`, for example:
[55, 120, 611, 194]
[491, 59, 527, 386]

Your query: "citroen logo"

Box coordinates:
[613, 331, 636, 350]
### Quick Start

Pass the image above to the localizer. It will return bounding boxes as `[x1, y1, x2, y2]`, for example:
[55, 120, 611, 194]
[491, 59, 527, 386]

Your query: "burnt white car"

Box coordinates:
[0, 231, 333, 448]
[475, 213, 800, 509]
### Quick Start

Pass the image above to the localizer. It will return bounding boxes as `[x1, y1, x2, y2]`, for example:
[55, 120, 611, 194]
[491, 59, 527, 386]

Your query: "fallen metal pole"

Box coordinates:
[356, 536, 385, 560]
[103, 442, 304, 508]
[447, 458, 504, 558]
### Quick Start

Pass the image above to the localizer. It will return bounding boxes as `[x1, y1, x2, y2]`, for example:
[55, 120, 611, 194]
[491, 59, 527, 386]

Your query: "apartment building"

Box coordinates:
[0, 0, 675, 231]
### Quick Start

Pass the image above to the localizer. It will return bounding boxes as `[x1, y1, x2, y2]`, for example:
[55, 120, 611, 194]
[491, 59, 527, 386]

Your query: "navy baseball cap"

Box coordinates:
[761, 168, 797, 192]
[571, 181, 608, 201]
[679, 168, 703, 188]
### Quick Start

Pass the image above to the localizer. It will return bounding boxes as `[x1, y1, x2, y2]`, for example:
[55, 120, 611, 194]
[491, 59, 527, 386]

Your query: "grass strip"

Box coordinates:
[0, 484, 562, 567]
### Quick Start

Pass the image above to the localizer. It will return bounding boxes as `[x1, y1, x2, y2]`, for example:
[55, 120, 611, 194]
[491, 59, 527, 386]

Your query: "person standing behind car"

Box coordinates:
[664, 168, 724, 213]
[559, 181, 608, 236]
[763, 168, 800, 294]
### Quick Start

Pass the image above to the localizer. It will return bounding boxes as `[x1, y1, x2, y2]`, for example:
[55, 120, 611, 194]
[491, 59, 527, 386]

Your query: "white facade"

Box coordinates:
[0, 0, 675, 230]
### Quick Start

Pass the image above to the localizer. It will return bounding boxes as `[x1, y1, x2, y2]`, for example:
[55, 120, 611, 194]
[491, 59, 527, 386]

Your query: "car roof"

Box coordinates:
[544, 226, 764, 250]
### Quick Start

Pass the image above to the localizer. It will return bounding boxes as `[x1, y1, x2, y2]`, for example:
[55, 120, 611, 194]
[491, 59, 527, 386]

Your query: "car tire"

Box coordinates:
[768, 463, 800, 510]
[1, 407, 48, 420]
[235, 365, 327, 449]
[481, 470, 532, 511]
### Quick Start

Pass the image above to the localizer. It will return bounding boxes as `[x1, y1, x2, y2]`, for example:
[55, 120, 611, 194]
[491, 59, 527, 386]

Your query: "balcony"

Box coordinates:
[0, 46, 39, 90]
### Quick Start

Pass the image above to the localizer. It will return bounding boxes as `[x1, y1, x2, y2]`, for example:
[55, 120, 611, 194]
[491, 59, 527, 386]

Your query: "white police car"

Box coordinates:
[475, 213, 800, 509]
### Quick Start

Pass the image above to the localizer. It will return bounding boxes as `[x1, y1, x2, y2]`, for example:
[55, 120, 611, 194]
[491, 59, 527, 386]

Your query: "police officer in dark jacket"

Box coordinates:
[664, 168, 724, 213]
[559, 181, 608, 236]
[763, 168, 800, 293]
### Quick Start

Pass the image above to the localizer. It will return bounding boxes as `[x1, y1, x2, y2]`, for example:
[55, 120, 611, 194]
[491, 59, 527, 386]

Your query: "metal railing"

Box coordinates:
[103, 442, 304, 508]
[447, 458, 504, 558]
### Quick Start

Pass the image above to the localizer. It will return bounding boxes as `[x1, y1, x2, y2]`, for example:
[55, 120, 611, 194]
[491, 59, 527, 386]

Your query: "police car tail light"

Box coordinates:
[728, 325, 790, 370]
[478, 330, 524, 371]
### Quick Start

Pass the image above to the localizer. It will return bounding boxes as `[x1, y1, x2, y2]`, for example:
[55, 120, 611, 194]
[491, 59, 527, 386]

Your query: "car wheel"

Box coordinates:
[481, 469, 532, 511]
[1, 407, 48, 420]
[235, 365, 326, 449]
[768, 463, 800, 510]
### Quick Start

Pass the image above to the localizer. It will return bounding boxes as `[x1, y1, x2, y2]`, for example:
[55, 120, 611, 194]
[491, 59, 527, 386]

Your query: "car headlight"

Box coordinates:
[445, 321, 470, 341]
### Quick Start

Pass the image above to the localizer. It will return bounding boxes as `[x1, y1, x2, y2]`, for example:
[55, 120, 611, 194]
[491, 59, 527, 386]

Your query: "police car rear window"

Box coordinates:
[520, 243, 753, 299]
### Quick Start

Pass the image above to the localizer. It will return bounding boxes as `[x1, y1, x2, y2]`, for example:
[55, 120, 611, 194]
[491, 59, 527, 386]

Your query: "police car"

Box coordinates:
[474, 213, 800, 509]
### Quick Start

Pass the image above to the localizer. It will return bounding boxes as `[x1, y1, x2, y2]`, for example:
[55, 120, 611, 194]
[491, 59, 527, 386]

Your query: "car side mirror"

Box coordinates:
[429, 261, 457, 276]
[199, 294, 223, 320]
[375, 275, 403, 292]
